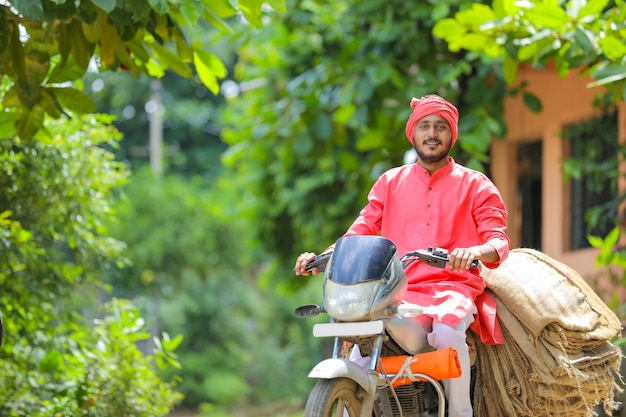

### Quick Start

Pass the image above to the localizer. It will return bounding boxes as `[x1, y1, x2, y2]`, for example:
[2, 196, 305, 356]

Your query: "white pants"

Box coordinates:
[349, 310, 476, 417]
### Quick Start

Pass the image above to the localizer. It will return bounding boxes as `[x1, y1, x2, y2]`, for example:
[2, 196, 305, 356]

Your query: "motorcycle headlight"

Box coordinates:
[324, 279, 381, 321]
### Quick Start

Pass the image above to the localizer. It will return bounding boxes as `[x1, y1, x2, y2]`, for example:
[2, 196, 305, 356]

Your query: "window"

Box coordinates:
[562, 112, 618, 250]
[518, 141, 543, 250]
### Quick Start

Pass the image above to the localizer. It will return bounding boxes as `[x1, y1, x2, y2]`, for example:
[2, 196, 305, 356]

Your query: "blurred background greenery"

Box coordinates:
[2, 0, 626, 416]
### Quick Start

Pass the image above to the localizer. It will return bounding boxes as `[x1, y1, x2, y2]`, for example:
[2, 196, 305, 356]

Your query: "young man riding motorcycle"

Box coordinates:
[294, 94, 511, 417]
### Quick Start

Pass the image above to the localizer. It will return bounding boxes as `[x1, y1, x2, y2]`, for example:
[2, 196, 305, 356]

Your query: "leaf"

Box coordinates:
[554, 55, 570, 78]
[518, 43, 537, 61]
[81, 10, 106, 43]
[193, 50, 227, 93]
[312, 113, 332, 141]
[39, 349, 64, 373]
[456, 33, 495, 52]
[47, 56, 88, 84]
[431, 2, 449, 21]
[127, 39, 151, 63]
[149, 42, 193, 78]
[90, 0, 117, 13]
[588, 65, 626, 87]
[9, 23, 26, 79]
[145, 58, 166, 77]
[180, 0, 202, 25]
[338, 151, 360, 172]
[202, 7, 233, 32]
[40, 88, 64, 118]
[238, 0, 265, 28]
[577, 0, 610, 19]
[591, 64, 626, 80]
[523, 91, 542, 113]
[265, 0, 286, 13]
[455, 4, 496, 29]
[147, 0, 171, 14]
[100, 20, 120, 67]
[51, 87, 97, 114]
[0, 110, 16, 139]
[365, 64, 391, 86]
[604, 226, 620, 246]
[503, 55, 518, 84]
[9, 0, 44, 19]
[15, 107, 44, 140]
[161, 332, 184, 351]
[333, 103, 355, 124]
[573, 27, 595, 55]
[356, 130, 385, 151]
[598, 36, 626, 60]
[524, 4, 571, 30]
[201, 0, 239, 18]
[433, 18, 466, 42]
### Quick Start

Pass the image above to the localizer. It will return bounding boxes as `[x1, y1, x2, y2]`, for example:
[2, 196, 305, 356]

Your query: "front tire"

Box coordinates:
[305, 378, 364, 417]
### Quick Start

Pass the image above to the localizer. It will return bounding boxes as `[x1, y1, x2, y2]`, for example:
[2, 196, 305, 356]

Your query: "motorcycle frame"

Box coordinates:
[308, 332, 447, 417]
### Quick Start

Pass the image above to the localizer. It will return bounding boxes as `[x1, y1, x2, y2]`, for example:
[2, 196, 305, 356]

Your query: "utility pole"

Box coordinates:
[148, 79, 164, 178]
[143, 79, 164, 357]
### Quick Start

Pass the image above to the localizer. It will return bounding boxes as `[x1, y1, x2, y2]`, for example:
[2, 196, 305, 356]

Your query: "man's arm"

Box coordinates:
[449, 242, 501, 272]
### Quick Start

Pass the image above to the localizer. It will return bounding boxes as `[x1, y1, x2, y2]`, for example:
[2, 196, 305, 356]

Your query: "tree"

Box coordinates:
[433, 0, 626, 102]
[219, 0, 509, 274]
[0, 111, 183, 415]
[0, 0, 285, 140]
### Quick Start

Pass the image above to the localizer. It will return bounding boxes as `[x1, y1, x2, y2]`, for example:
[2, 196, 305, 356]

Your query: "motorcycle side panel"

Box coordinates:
[386, 315, 432, 354]
[308, 358, 373, 393]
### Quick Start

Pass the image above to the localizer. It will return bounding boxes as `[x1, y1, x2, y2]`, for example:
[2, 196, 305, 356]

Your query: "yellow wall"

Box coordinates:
[490, 64, 624, 302]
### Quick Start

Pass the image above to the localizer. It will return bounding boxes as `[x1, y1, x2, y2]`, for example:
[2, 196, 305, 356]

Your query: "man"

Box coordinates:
[293, 94, 510, 417]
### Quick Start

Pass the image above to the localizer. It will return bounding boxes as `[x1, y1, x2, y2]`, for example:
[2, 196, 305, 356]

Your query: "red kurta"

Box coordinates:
[343, 158, 510, 344]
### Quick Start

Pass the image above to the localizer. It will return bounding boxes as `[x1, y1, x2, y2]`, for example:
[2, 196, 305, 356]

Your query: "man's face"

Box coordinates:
[411, 114, 453, 164]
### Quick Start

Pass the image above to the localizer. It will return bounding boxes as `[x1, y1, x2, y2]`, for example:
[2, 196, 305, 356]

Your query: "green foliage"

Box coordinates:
[0, 112, 182, 415]
[106, 168, 243, 296]
[433, 0, 626, 102]
[0, 298, 183, 416]
[220, 0, 508, 272]
[0, 0, 284, 139]
[108, 169, 325, 410]
[0, 113, 128, 328]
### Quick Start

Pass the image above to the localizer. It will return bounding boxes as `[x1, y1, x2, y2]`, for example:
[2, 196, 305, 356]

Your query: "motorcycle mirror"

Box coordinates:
[294, 304, 325, 318]
[396, 303, 423, 318]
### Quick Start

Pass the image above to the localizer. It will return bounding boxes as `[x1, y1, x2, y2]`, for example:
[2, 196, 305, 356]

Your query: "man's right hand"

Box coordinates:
[294, 252, 318, 276]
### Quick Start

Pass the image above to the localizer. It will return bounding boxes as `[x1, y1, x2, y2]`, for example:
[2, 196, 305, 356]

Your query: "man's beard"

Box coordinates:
[414, 141, 452, 163]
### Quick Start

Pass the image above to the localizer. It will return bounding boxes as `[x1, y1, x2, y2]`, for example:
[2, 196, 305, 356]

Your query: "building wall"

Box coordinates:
[490, 64, 624, 303]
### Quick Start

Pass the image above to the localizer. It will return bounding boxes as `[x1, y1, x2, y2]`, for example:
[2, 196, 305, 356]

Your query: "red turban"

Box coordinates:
[405, 95, 459, 146]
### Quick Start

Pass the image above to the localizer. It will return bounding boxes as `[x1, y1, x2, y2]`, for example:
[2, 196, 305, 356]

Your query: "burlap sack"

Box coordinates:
[474, 248, 623, 417]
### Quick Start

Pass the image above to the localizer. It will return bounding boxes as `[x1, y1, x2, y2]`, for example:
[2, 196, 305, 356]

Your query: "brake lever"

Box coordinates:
[305, 251, 333, 273]
[404, 246, 478, 269]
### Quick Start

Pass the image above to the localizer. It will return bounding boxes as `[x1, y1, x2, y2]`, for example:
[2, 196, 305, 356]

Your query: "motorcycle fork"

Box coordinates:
[331, 334, 384, 417]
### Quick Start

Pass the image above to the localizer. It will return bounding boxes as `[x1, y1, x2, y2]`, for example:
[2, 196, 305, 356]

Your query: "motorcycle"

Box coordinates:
[295, 234, 478, 417]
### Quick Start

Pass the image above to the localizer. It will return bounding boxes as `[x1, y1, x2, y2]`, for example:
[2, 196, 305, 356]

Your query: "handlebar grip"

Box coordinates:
[305, 251, 333, 272]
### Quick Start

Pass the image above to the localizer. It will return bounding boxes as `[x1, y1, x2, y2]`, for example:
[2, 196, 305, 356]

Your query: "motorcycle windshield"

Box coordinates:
[326, 235, 399, 284]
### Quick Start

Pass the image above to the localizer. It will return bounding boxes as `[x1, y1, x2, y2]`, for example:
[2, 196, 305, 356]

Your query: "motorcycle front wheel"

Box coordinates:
[304, 377, 364, 417]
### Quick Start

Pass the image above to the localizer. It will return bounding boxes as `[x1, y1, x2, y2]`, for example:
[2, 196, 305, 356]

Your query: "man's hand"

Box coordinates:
[294, 252, 318, 276]
[449, 244, 499, 272]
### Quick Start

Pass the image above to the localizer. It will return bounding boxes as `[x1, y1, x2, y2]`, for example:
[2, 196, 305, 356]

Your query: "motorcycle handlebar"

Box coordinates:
[402, 246, 479, 269]
[305, 246, 478, 273]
